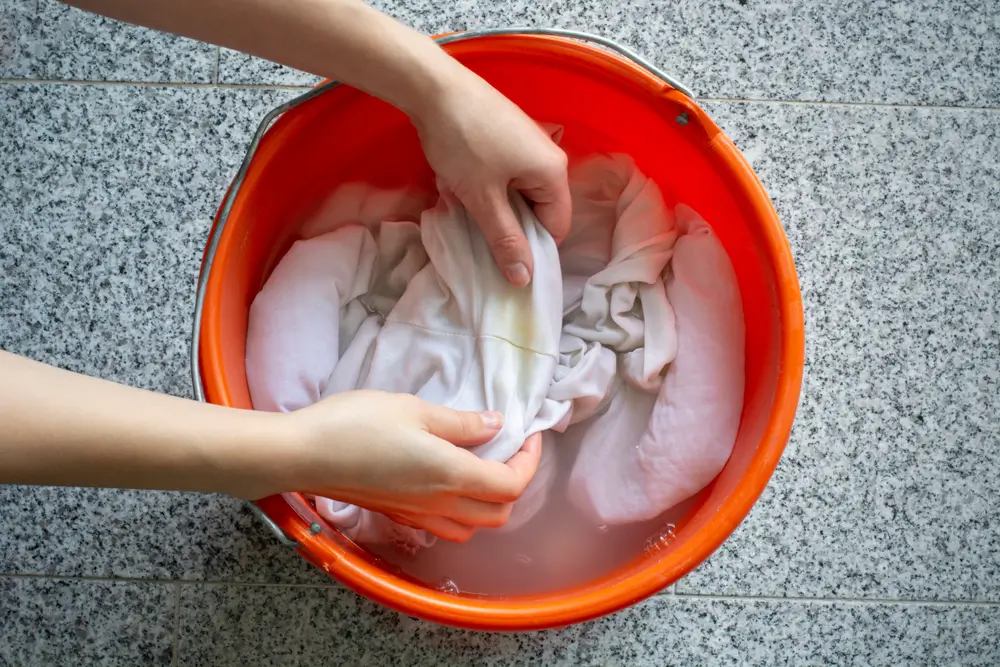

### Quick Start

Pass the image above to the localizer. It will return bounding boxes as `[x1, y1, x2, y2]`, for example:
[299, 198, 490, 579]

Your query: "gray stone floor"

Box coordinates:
[1, 1, 998, 665]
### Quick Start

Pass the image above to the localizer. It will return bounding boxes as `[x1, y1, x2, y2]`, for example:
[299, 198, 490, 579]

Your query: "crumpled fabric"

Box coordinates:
[247, 182, 567, 551]
[245, 152, 745, 550]
[554, 159, 745, 525]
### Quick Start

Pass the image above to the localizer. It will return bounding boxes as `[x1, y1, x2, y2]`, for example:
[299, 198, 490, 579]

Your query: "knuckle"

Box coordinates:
[534, 149, 567, 178]
[496, 485, 520, 504]
[466, 189, 506, 217]
[457, 414, 478, 441]
[547, 148, 569, 172]
[485, 504, 514, 528]
[396, 393, 422, 412]
[490, 233, 524, 255]
[444, 461, 476, 491]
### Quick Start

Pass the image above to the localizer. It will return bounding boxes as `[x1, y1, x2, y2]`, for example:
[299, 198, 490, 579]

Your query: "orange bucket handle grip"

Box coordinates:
[191, 28, 693, 549]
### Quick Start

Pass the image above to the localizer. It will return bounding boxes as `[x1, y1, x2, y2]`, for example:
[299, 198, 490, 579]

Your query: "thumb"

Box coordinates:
[465, 188, 534, 288]
[418, 402, 504, 447]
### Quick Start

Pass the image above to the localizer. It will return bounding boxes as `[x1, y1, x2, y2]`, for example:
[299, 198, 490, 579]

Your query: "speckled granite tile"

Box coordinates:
[0, 82, 293, 395]
[7, 0, 218, 83]
[661, 0, 1000, 106]
[218, 47, 323, 87]
[176, 583, 315, 667]
[0, 577, 175, 667]
[0, 0, 42, 78]
[218, 0, 1000, 108]
[249, 587, 1000, 666]
[0, 83, 333, 584]
[0, 487, 332, 584]
[675, 102, 1000, 600]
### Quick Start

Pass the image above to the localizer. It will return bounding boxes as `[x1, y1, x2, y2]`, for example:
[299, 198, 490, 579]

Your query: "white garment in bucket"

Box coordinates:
[566, 205, 745, 524]
[247, 184, 570, 550]
[246, 153, 745, 549]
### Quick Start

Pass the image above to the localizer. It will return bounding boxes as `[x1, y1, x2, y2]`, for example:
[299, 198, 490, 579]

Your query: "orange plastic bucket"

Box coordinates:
[193, 29, 804, 631]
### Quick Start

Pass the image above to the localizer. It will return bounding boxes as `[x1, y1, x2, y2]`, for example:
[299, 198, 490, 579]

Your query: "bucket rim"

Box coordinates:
[191, 28, 804, 631]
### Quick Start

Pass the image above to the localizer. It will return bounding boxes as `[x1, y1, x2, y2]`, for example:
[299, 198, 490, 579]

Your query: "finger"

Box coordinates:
[459, 433, 543, 503]
[444, 497, 514, 529]
[504, 432, 543, 488]
[418, 402, 503, 447]
[411, 515, 477, 543]
[513, 152, 571, 245]
[464, 188, 534, 287]
[518, 181, 571, 246]
[385, 512, 419, 529]
[381, 485, 512, 529]
[386, 511, 474, 542]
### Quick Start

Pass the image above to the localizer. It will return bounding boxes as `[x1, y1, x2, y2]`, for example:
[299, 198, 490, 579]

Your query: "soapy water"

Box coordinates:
[644, 523, 677, 556]
[367, 423, 694, 597]
[434, 578, 460, 595]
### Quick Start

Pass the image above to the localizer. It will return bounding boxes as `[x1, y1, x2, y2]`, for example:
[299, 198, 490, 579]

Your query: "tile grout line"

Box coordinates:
[673, 591, 1000, 608]
[291, 588, 315, 667]
[0, 77, 313, 92]
[171, 582, 182, 667]
[0, 77, 998, 113]
[2, 572, 1000, 608]
[697, 95, 1000, 114]
[0, 571, 340, 588]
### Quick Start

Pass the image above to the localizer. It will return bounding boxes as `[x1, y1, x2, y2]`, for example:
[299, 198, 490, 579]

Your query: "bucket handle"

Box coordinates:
[190, 28, 693, 549]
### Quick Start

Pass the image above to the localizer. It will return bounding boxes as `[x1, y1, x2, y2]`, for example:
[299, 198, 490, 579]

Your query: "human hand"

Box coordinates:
[412, 67, 571, 288]
[267, 390, 542, 542]
[61, 2, 567, 287]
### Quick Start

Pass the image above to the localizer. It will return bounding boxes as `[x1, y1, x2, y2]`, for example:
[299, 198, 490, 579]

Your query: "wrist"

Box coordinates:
[208, 409, 299, 500]
[325, 2, 472, 129]
[394, 52, 474, 130]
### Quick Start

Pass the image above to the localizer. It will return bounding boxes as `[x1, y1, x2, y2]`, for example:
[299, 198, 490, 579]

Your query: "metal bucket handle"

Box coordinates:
[190, 28, 692, 548]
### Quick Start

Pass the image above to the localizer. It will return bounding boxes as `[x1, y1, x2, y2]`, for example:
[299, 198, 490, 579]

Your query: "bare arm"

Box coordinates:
[0, 351, 539, 541]
[65, 0, 464, 122]
[64, 0, 571, 283]
[2, 0, 558, 540]
[0, 351, 281, 496]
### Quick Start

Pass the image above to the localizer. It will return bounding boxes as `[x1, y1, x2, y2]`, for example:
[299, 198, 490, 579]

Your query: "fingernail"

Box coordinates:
[504, 262, 530, 287]
[480, 411, 503, 430]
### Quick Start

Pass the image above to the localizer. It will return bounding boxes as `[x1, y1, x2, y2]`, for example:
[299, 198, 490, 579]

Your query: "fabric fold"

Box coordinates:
[246, 152, 745, 551]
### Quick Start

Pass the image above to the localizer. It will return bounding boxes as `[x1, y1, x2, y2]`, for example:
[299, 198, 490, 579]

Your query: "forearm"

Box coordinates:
[63, 0, 468, 120]
[0, 351, 287, 497]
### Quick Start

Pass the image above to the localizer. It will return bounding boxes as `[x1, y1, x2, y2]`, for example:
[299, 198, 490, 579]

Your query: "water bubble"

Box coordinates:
[643, 523, 677, 555]
[596, 524, 610, 534]
[435, 578, 460, 595]
[513, 553, 532, 566]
